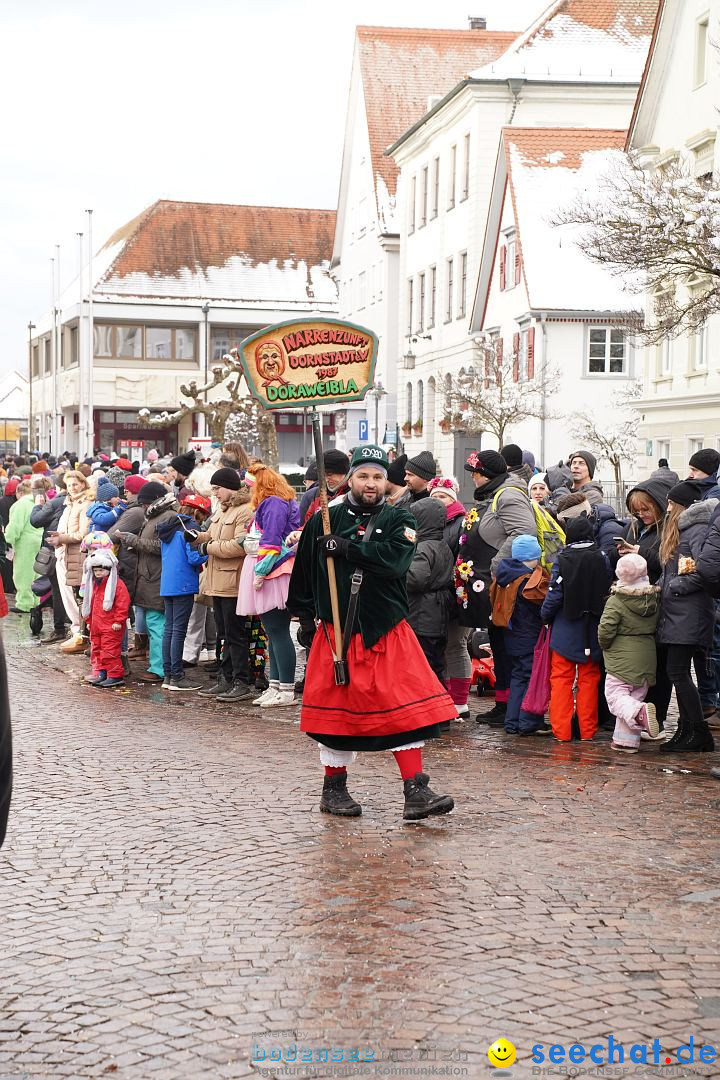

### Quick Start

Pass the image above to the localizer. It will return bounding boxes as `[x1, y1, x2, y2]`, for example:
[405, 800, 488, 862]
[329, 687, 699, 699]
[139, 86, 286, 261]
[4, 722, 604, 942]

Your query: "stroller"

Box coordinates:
[29, 575, 53, 637]
[468, 628, 496, 696]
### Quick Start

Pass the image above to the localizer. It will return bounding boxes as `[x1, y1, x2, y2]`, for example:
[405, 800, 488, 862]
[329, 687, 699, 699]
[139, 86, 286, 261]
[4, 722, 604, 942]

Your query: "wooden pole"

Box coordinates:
[310, 410, 344, 667]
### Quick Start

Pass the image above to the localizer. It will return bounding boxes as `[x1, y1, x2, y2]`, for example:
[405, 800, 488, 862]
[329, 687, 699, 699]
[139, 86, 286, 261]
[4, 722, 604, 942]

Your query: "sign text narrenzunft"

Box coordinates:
[239, 319, 378, 411]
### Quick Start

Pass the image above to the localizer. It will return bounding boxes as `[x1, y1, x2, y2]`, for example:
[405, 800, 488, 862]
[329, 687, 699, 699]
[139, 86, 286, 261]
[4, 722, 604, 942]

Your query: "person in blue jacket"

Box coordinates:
[156, 512, 207, 691]
[87, 477, 126, 532]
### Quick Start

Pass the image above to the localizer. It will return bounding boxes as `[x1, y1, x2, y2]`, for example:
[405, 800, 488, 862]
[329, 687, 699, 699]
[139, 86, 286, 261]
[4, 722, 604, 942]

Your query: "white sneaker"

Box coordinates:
[253, 686, 278, 706]
[455, 705, 470, 719]
[641, 729, 667, 741]
[198, 648, 212, 663]
[259, 690, 296, 708]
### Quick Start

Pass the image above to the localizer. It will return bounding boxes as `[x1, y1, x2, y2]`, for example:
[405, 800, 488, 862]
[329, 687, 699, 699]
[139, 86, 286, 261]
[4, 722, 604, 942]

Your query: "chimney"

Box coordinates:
[468, 16, 487, 30]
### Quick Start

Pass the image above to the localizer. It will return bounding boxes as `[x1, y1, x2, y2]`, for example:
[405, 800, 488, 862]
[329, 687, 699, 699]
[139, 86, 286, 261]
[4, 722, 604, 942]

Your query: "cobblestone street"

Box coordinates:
[1, 614, 719, 1079]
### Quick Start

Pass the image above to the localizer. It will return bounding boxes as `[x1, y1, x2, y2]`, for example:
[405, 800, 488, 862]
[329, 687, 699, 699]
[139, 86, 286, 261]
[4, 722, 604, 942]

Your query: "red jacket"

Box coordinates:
[88, 576, 131, 634]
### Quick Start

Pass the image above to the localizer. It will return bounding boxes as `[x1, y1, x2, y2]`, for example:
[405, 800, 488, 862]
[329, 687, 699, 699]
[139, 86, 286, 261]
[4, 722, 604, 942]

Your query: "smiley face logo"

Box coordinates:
[488, 1039, 516, 1068]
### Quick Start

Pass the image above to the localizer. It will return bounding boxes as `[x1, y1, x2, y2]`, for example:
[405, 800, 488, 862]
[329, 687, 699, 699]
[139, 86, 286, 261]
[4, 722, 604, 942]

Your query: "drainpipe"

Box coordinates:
[539, 313, 548, 467]
[506, 78, 525, 125]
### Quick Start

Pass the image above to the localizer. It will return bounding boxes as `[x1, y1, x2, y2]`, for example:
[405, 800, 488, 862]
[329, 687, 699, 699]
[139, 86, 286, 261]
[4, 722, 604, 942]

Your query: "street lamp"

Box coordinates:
[367, 380, 388, 444]
[27, 321, 36, 452]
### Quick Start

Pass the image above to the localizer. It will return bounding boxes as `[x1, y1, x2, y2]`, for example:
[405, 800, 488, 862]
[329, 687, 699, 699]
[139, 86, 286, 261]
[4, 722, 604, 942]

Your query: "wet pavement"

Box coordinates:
[1, 613, 719, 1079]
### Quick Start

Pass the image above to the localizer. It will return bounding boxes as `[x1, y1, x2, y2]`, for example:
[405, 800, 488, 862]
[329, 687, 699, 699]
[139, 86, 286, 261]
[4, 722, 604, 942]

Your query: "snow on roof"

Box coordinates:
[505, 128, 639, 311]
[472, 0, 658, 81]
[59, 201, 338, 309]
[356, 26, 516, 228]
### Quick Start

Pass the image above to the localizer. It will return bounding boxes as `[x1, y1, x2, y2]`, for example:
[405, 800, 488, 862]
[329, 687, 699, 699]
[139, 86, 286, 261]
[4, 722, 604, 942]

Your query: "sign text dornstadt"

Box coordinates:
[238, 319, 378, 411]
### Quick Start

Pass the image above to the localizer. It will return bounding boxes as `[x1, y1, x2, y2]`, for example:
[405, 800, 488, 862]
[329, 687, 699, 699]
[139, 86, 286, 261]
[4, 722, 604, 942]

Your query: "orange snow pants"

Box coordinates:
[549, 651, 601, 741]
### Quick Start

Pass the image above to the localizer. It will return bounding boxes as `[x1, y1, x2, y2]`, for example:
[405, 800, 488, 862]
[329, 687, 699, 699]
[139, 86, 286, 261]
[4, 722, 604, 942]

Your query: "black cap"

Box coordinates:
[464, 449, 507, 478]
[688, 448, 720, 476]
[668, 480, 703, 508]
[500, 443, 523, 469]
[137, 481, 169, 506]
[170, 450, 197, 477]
[386, 453, 408, 487]
[210, 467, 242, 491]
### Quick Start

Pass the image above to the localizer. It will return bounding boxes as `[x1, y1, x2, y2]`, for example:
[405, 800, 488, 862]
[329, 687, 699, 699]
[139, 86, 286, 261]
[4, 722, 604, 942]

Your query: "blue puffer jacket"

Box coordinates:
[697, 472, 720, 502]
[157, 515, 207, 597]
[540, 545, 612, 664]
[494, 558, 545, 656]
[87, 500, 127, 532]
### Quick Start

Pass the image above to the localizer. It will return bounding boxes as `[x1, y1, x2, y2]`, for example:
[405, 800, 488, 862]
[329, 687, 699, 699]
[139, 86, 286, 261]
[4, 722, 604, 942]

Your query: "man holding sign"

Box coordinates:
[288, 444, 455, 822]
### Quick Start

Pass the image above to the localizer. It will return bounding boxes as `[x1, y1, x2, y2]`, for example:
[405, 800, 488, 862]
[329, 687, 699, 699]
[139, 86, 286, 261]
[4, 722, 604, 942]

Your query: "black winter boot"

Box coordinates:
[476, 701, 506, 725]
[659, 717, 687, 752]
[670, 721, 715, 753]
[402, 772, 454, 821]
[319, 773, 362, 817]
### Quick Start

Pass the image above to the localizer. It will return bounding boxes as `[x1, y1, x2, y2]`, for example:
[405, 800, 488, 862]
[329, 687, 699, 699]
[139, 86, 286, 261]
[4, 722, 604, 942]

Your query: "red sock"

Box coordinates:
[324, 766, 347, 777]
[393, 747, 423, 780]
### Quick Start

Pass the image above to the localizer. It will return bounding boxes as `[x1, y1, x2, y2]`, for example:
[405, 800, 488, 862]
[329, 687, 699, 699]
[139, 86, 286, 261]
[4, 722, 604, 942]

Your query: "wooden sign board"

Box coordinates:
[238, 318, 378, 411]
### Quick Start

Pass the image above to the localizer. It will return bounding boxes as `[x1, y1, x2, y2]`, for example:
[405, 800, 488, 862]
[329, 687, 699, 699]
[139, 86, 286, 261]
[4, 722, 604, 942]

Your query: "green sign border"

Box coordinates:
[238, 317, 378, 411]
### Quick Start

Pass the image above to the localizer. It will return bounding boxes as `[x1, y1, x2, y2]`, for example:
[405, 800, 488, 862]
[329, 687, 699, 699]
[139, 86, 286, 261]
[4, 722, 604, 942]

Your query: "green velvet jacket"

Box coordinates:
[287, 497, 417, 648]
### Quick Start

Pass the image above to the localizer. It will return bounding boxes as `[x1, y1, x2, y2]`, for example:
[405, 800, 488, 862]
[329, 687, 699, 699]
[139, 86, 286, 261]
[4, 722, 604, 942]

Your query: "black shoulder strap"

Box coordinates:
[340, 515, 378, 660]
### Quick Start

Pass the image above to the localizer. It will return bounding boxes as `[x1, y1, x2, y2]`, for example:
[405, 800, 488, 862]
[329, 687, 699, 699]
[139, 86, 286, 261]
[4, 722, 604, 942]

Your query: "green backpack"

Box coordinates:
[491, 487, 566, 571]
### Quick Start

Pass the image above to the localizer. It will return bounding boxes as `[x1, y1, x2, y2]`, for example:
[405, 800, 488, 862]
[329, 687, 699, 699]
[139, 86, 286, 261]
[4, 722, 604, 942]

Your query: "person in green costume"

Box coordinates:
[5, 480, 42, 612]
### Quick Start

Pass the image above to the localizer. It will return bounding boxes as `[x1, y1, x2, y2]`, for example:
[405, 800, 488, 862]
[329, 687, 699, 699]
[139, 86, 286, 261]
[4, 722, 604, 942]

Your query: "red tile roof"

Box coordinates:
[101, 200, 336, 279]
[503, 127, 628, 172]
[356, 26, 517, 205]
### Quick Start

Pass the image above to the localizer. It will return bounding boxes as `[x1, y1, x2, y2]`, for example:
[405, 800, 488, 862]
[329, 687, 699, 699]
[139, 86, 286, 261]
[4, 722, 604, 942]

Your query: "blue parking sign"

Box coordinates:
[358, 419, 369, 441]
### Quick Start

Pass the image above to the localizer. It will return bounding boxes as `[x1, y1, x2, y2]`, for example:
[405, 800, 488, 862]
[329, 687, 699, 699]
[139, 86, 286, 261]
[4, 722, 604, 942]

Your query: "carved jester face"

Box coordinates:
[255, 340, 286, 384]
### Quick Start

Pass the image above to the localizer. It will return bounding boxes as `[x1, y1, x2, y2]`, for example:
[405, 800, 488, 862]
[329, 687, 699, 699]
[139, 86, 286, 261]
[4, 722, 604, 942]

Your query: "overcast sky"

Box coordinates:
[0, 0, 548, 374]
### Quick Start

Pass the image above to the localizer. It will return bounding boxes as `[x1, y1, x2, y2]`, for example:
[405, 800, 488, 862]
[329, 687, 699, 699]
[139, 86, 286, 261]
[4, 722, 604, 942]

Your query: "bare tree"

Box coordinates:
[138, 348, 279, 465]
[443, 344, 559, 448]
[555, 155, 720, 343]
[570, 381, 642, 489]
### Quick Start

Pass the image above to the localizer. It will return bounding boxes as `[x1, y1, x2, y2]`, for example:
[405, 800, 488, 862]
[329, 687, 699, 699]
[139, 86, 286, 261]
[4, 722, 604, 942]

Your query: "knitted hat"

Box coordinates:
[348, 445, 389, 474]
[511, 534, 541, 561]
[105, 466, 127, 491]
[81, 530, 115, 554]
[658, 458, 669, 468]
[667, 480, 703, 508]
[4, 477, 19, 496]
[522, 450, 536, 469]
[146, 449, 159, 463]
[31, 460, 49, 474]
[81, 549, 119, 619]
[137, 481, 169, 506]
[210, 467, 242, 491]
[500, 444, 523, 469]
[115, 457, 133, 472]
[569, 450, 597, 479]
[124, 475, 147, 496]
[616, 553, 649, 586]
[405, 450, 437, 482]
[688, 448, 720, 476]
[323, 449, 350, 476]
[464, 449, 507, 478]
[428, 475, 460, 496]
[556, 491, 593, 520]
[181, 492, 212, 514]
[564, 516, 595, 543]
[528, 476, 548, 493]
[304, 460, 318, 483]
[386, 453, 408, 487]
[96, 477, 119, 502]
[170, 450, 197, 477]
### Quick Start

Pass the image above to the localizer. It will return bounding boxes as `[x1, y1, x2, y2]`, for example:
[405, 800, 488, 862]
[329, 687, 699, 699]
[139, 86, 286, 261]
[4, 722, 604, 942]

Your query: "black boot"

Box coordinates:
[476, 701, 506, 725]
[402, 772, 454, 821]
[659, 716, 687, 752]
[319, 773, 362, 817]
[671, 721, 715, 753]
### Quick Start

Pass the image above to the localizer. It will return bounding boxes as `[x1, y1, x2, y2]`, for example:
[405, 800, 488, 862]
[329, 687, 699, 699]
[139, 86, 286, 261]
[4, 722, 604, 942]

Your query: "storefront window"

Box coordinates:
[94, 325, 114, 357]
[146, 327, 173, 359]
[117, 326, 142, 358]
[175, 328, 195, 359]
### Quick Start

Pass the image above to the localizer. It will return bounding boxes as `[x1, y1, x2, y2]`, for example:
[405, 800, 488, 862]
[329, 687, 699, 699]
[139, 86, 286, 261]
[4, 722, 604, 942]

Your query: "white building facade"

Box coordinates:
[387, 0, 657, 496]
[29, 200, 338, 462]
[629, 0, 720, 475]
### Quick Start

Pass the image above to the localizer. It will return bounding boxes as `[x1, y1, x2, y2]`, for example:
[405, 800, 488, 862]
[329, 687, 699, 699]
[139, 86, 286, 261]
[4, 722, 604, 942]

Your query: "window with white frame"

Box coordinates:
[656, 439, 671, 462]
[457, 252, 468, 318]
[420, 166, 428, 228]
[448, 145, 456, 210]
[461, 133, 470, 200]
[695, 13, 709, 87]
[691, 322, 709, 370]
[428, 265, 436, 328]
[407, 278, 414, 336]
[418, 272, 425, 332]
[406, 382, 413, 425]
[431, 157, 440, 218]
[445, 257, 454, 322]
[657, 336, 673, 376]
[689, 436, 704, 458]
[588, 327, 627, 374]
[409, 176, 416, 234]
[500, 231, 518, 292]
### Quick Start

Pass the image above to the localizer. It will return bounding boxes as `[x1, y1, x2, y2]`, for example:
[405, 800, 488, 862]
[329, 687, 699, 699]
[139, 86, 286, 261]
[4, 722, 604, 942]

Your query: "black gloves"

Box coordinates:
[318, 534, 349, 558]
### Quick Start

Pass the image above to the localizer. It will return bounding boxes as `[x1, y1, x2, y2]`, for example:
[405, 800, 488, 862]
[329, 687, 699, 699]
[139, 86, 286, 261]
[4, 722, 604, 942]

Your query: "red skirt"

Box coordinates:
[300, 620, 455, 742]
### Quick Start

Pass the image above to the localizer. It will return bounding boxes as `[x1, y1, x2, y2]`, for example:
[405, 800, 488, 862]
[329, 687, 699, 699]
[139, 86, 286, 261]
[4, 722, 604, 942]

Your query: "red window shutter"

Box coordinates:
[527, 327, 535, 379]
[499, 246, 506, 291]
[495, 338, 503, 385]
[515, 247, 522, 286]
[512, 332, 520, 382]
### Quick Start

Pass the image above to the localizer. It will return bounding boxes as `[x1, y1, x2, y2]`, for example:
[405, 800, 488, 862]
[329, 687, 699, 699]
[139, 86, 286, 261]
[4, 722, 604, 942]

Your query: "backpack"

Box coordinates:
[491, 487, 566, 571]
